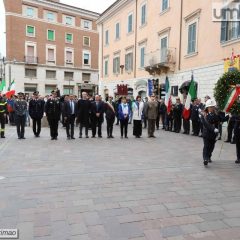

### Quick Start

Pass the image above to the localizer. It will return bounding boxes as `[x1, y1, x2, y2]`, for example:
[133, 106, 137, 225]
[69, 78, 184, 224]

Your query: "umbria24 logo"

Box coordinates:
[212, 0, 240, 21]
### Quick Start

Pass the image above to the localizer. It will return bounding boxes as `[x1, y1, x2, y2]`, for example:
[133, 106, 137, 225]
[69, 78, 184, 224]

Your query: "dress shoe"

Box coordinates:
[235, 160, 240, 164]
[91, 136, 96, 138]
[86, 136, 89, 138]
[79, 135, 82, 138]
[218, 137, 221, 140]
[1, 136, 5, 138]
[51, 137, 54, 140]
[98, 136, 102, 138]
[204, 160, 208, 166]
[54, 137, 58, 140]
[208, 159, 212, 163]
[231, 141, 236, 144]
[225, 140, 231, 143]
[152, 135, 156, 138]
[71, 137, 75, 140]
[22, 137, 26, 140]
[110, 136, 114, 138]
[67, 137, 71, 140]
[125, 136, 128, 139]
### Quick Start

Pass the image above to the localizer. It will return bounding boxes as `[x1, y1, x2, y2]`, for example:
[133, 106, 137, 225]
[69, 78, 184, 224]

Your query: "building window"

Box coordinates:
[45, 85, 57, 94]
[47, 48, 55, 63]
[141, 4, 146, 26]
[82, 19, 92, 30]
[162, 0, 169, 11]
[188, 22, 197, 54]
[26, 7, 34, 17]
[25, 68, 37, 78]
[140, 47, 145, 68]
[66, 16, 73, 25]
[125, 52, 133, 72]
[105, 30, 109, 45]
[115, 22, 120, 40]
[46, 70, 56, 79]
[113, 56, 120, 74]
[171, 86, 179, 96]
[221, 21, 240, 42]
[47, 30, 55, 41]
[66, 33, 73, 44]
[160, 36, 168, 62]
[64, 71, 74, 80]
[83, 36, 90, 46]
[128, 14, 133, 33]
[24, 83, 37, 92]
[25, 43, 37, 64]
[26, 25, 35, 37]
[65, 49, 73, 64]
[82, 73, 91, 82]
[46, 12, 55, 22]
[63, 86, 74, 95]
[83, 52, 90, 65]
[104, 59, 108, 76]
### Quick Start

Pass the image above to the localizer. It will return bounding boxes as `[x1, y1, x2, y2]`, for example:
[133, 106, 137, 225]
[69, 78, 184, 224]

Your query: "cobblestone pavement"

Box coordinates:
[0, 124, 240, 240]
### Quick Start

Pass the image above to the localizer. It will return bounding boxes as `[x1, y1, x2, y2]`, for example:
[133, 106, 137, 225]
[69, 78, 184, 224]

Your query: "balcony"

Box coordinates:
[24, 56, 38, 65]
[144, 48, 176, 75]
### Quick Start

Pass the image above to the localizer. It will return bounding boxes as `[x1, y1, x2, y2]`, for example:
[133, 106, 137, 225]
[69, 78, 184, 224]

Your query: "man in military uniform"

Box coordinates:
[14, 92, 28, 139]
[45, 91, 61, 140]
[0, 91, 7, 138]
[29, 91, 45, 137]
[173, 97, 183, 133]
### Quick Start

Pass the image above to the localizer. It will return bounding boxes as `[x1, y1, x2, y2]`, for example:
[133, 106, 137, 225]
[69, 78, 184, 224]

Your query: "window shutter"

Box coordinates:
[66, 34, 72, 42]
[27, 26, 34, 34]
[48, 49, 54, 61]
[27, 46, 34, 57]
[48, 30, 54, 40]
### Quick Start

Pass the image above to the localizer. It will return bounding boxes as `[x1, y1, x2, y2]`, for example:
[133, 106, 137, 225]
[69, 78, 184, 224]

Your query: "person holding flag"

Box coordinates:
[0, 91, 7, 138]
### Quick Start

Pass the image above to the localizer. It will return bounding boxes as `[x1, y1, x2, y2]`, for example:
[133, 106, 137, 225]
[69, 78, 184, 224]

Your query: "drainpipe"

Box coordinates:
[178, 0, 183, 71]
[134, 0, 138, 79]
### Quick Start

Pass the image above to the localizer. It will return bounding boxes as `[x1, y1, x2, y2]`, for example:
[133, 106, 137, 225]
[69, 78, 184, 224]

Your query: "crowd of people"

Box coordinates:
[0, 90, 239, 166]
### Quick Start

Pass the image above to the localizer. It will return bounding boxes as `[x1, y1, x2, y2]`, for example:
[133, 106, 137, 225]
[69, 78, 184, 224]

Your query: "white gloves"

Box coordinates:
[214, 128, 219, 133]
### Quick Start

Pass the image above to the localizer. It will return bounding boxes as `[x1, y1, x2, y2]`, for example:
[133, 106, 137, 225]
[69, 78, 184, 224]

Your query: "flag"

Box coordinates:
[164, 76, 172, 114]
[182, 74, 197, 120]
[223, 85, 240, 112]
[6, 80, 16, 98]
[0, 79, 7, 93]
[148, 79, 153, 96]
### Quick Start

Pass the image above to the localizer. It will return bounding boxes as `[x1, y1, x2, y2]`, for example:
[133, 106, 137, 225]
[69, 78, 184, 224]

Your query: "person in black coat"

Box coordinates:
[159, 99, 167, 130]
[200, 99, 219, 166]
[104, 96, 116, 138]
[173, 97, 183, 133]
[191, 98, 201, 136]
[77, 92, 92, 138]
[91, 95, 104, 138]
[234, 115, 240, 164]
[29, 91, 45, 137]
[45, 91, 61, 140]
[62, 94, 77, 140]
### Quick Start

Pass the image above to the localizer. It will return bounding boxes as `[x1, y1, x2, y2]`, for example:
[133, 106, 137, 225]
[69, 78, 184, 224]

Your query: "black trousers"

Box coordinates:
[160, 113, 166, 129]
[32, 118, 42, 136]
[66, 115, 75, 138]
[47, 117, 59, 138]
[192, 120, 200, 135]
[106, 118, 115, 137]
[235, 128, 240, 160]
[120, 118, 128, 137]
[203, 138, 216, 161]
[174, 117, 182, 132]
[156, 115, 160, 129]
[227, 119, 235, 141]
[0, 113, 5, 137]
[15, 115, 26, 138]
[133, 120, 142, 137]
[80, 122, 89, 137]
[92, 117, 102, 137]
[183, 119, 190, 134]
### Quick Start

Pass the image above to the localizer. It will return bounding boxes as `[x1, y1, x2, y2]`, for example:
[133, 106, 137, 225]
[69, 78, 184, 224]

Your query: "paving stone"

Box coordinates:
[160, 226, 184, 238]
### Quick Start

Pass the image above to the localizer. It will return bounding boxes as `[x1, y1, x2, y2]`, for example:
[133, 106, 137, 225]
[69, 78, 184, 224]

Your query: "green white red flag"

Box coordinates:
[165, 76, 172, 114]
[223, 85, 240, 112]
[183, 75, 197, 120]
[6, 80, 16, 98]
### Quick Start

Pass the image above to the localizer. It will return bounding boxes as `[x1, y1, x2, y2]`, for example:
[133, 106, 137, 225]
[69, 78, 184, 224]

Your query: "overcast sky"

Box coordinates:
[0, 0, 115, 57]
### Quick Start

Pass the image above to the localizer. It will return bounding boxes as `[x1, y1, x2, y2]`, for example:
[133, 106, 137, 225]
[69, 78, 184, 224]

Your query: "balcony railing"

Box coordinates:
[24, 56, 38, 65]
[144, 48, 176, 75]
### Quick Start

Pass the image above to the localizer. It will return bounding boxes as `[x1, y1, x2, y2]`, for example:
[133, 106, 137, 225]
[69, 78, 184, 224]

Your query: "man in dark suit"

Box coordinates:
[77, 92, 91, 138]
[29, 91, 45, 137]
[91, 95, 104, 138]
[62, 94, 77, 140]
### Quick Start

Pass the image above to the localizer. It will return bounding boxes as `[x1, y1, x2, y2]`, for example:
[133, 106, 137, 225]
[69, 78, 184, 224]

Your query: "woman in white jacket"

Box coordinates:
[132, 96, 144, 138]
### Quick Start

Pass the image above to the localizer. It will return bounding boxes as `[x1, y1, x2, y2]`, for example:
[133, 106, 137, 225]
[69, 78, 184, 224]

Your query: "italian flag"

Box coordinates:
[223, 85, 240, 112]
[183, 75, 197, 120]
[0, 79, 7, 94]
[165, 76, 172, 113]
[6, 80, 16, 98]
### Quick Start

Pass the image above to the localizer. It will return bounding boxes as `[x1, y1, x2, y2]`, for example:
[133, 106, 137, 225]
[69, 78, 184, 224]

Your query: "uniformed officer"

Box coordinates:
[0, 92, 7, 138]
[29, 91, 45, 137]
[14, 92, 28, 139]
[173, 97, 183, 133]
[200, 99, 219, 166]
[234, 97, 240, 164]
[45, 90, 61, 140]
